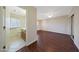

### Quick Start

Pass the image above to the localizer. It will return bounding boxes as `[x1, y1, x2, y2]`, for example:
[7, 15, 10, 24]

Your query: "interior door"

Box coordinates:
[0, 6, 5, 52]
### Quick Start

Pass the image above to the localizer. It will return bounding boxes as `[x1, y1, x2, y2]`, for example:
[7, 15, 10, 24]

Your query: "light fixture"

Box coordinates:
[48, 15, 52, 18]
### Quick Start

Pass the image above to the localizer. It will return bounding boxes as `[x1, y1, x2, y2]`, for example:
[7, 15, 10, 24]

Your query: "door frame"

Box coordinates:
[71, 14, 74, 40]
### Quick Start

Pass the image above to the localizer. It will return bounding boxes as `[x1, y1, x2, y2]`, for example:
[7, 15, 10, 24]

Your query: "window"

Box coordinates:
[10, 17, 20, 28]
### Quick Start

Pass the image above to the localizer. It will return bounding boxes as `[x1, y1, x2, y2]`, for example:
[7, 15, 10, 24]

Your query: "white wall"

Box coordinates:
[37, 20, 43, 30]
[25, 7, 38, 46]
[72, 7, 79, 50]
[40, 16, 71, 35]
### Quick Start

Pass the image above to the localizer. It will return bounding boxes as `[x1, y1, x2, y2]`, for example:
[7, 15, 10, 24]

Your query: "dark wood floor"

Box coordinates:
[17, 30, 79, 52]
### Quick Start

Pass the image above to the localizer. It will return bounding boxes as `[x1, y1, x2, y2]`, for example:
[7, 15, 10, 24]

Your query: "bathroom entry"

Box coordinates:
[5, 6, 27, 52]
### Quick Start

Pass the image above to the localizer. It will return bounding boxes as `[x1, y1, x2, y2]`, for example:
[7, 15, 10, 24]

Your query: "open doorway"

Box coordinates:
[5, 6, 27, 52]
[71, 14, 74, 40]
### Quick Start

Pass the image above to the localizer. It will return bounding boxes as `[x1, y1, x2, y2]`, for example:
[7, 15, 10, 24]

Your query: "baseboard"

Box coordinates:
[26, 39, 37, 46]
[38, 30, 70, 36]
[67, 35, 79, 51]
[74, 41, 79, 51]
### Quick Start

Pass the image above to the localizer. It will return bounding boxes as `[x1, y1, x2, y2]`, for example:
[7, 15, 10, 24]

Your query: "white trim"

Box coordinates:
[74, 41, 79, 50]
[70, 35, 79, 50]
[26, 39, 37, 46]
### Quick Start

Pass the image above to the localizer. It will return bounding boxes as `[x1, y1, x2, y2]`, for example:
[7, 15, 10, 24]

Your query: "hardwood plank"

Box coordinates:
[17, 30, 79, 52]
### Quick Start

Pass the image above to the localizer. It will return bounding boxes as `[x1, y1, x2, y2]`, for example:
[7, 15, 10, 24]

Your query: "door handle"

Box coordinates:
[3, 26, 6, 30]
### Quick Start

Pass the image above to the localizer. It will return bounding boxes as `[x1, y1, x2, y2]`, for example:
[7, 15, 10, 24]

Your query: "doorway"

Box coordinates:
[5, 6, 27, 52]
[71, 14, 74, 40]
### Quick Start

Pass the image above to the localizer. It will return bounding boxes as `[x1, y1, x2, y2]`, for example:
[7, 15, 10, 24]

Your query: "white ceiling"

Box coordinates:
[6, 6, 73, 19]
[35, 6, 73, 19]
[6, 6, 26, 16]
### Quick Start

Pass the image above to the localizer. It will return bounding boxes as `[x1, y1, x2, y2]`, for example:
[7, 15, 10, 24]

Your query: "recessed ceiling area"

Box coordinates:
[35, 6, 73, 20]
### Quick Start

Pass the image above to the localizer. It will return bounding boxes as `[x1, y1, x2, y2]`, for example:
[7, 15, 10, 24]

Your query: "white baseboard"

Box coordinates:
[74, 41, 79, 50]
[26, 39, 37, 46]
[39, 30, 70, 35]
[26, 35, 38, 46]
[70, 36, 79, 50]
